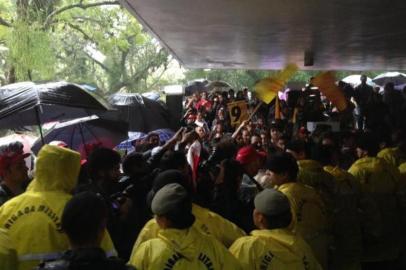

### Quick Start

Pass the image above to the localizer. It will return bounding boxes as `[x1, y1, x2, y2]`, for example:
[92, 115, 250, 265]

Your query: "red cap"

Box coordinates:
[299, 127, 309, 135]
[236, 146, 266, 165]
[0, 151, 29, 177]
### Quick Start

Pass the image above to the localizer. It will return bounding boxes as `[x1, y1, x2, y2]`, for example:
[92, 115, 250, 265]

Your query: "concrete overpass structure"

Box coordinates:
[120, 0, 406, 70]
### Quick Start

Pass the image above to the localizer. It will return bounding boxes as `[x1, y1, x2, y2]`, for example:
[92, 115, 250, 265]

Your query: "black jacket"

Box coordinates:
[0, 183, 14, 207]
[35, 248, 135, 270]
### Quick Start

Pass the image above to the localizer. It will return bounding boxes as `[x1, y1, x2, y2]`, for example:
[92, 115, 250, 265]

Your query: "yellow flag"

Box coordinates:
[254, 64, 298, 104]
[313, 71, 348, 111]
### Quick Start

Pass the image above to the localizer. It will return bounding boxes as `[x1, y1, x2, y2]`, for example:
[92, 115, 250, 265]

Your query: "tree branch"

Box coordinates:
[44, 1, 120, 28]
[72, 16, 105, 25]
[66, 23, 98, 45]
[146, 67, 167, 90]
[132, 50, 167, 81]
[83, 51, 112, 73]
[0, 16, 12, 27]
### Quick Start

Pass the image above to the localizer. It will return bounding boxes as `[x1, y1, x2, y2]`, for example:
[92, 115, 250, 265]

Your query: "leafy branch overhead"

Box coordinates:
[0, 0, 170, 94]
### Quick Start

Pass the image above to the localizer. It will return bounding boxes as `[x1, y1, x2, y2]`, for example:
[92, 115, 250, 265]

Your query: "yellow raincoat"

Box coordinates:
[0, 228, 17, 270]
[398, 162, 406, 258]
[377, 147, 406, 168]
[0, 145, 116, 270]
[132, 203, 245, 251]
[129, 226, 241, 270]
[276, 182, 329, 269]
[400, 162, 406, 175]
[324, 166, 362, 270]
[297, 160, 337, 212]
[229, 229, 321, 270]
[348, 157, 401, 262]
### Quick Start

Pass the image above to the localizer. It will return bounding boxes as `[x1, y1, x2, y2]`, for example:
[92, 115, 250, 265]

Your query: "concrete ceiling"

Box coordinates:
[120, 0, 406, 70]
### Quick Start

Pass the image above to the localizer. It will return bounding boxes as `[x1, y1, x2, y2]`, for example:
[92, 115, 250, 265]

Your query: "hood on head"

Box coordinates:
[28, 145, 81, 193]
[298, 159, 323, 170]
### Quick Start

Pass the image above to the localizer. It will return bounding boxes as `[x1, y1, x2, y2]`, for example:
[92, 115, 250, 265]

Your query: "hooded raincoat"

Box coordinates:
[400, 162, 406, 175]
[132, 203, 245, 251]
[324, 166, 362, 270]
[229, 229, 321, 270]
[276, 182, 329, 269]
[297, 160, 337, 213]
[129, 226, 241, 270]
[0, 228, 17, 270]
[377, 147, 406, 168]
[0, 145, 116, 270]
[348, 156, 401, 262]
[398, 162, 406, 265]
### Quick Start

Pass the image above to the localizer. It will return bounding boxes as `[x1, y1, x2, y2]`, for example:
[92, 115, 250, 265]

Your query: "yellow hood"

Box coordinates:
[230, 228, 322, 270]
[251, 229, 297, 257]
[158, 227, 199, 261]
[298, 159, 323, 170]
[351, 156, 385, 171]
[400, 162, 406, 175]
[297, 159, 336, 197]
[28, 145, 81, 193]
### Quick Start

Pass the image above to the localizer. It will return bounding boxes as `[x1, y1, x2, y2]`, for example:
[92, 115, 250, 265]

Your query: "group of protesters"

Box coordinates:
[0, 75, 406, 270]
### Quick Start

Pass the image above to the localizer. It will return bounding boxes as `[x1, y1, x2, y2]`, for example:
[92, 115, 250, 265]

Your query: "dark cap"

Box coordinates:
[152, 170, 189, 193]
[254, 188, 290, 216]
[151, 183, 191, 216]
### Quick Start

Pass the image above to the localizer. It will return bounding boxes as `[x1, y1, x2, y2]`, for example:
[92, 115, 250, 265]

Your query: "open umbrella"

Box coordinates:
[372, 72, 406, 86]
[142, 91, 161, 101]
[342, 75, 375, 87]
[31, 115, 128, 158]
[116, 128, 175, 152]
[185, 81, 208, 96]
[0, 81, 113, 143]
[108, 93, 175, 133]
[206, 80, 231, 90]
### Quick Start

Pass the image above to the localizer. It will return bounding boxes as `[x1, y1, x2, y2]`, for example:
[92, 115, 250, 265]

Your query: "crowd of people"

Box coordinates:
[0, 75, 406, 270]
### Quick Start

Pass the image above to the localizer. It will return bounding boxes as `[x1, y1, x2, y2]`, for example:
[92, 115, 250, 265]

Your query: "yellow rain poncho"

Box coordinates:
[0, 228, 17, 270]
[276, 182, 329, 269]
[400, 162, 406, 175]
[398, 162, 406, 258]
[348, 156, 401, 262]
[377, 147, 406, 168]
[229, 229, 321, 270]
[297, 160, 337, 212]
[132, 203, 245, 251]
[324, 166, 362, 270]
[129, 226, 241, 270]
[0, 145, 116, 270]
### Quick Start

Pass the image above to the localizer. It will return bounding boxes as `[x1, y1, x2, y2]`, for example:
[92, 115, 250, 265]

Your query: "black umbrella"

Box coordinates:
[185, 81, 208, 96]
[31, 115, 128, 157]
[206, 80, 231, 90]
[0, 81, 113, 143]
[108, 93, 175, 133]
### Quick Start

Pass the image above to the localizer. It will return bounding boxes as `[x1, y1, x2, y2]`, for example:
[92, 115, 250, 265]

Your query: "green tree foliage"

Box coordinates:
[183, 69, 383, 90]
[0, 0, 170, 94]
